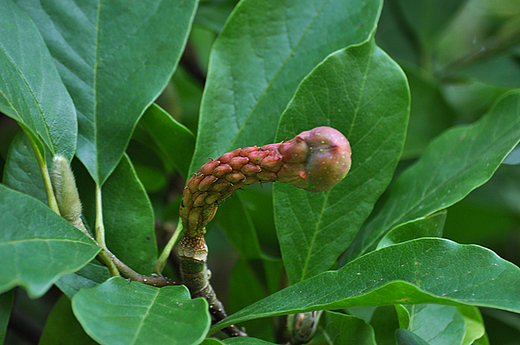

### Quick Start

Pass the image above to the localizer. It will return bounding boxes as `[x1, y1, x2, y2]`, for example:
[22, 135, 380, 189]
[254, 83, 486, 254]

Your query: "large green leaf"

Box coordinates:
[2, 133, 47, 203]
[211, 238, 520, 332]
[72, 277, 210, 345]
[216, 194, 262, 260]
[396, 329, 429, 345]
[40, 295, 97, 345]
[345, 90, 520, 261]
[321, 311, 376, 345]
[56, 263, 111, 299]
[274, 39, 410, 283]
[135, 103, 195, 179]
[0, 184, 99, 298]
[190, 0, 383, 174]
[369, 305, 401, 345]
[16, 0, 198, 184]
[227, 258, 282, 340]
[102, 154, 157, 275]
[0, 0, 76, 160]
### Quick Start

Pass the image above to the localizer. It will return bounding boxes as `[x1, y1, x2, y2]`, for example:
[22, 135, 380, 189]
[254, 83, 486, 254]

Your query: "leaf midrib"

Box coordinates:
[131, 290, 160, 344]
[227, 0, 332, 150]
[298, 41, 375, 282]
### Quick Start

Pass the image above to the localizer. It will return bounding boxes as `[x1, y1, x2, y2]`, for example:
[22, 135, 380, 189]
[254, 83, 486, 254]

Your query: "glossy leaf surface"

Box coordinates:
[40, 295, 97, 345]
[56, 263, 111, 299]
[102, 154, 157, 275]
[16, 0, 198, 184]
[274, 39, 410, 283]
[377, 210, 446, 249]
[136, 103, 195, 179]
[72, 277, 210, 345]
[321, 311, 376, 345]
[0, 184, 99, 298]
[191, 0, 383, 174]
[404, 304, 465, 345]
[396, 329, 429, 345]
[345, 91, 520, 261]
[0, 0, 76, 159]
[212, 238, 520, 332]
[2, 133, 46, 203]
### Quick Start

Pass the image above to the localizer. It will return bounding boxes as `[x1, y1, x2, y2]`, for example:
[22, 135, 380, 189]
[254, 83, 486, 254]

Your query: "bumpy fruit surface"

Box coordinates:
[180, 126, 351, 237]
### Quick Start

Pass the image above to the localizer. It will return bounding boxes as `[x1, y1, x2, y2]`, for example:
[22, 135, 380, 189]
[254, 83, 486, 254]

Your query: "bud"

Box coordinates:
[50, 155, 82, 224]
[287, 311, 323, 344]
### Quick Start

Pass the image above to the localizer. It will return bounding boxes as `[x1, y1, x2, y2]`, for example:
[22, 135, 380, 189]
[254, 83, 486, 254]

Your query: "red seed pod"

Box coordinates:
[180, 126, 351, 237]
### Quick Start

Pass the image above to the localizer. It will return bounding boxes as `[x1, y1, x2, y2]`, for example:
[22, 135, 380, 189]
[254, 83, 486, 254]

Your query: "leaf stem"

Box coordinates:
[154, 220, 183, 275]
[89, 183, 177, 285]
[22, 129, 60, 214]
[94, 184, 106, 246]
[93, 184, 120, 276]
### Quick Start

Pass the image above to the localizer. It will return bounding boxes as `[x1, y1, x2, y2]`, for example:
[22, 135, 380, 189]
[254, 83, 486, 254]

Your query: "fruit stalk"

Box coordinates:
[177, 126, 351, 336]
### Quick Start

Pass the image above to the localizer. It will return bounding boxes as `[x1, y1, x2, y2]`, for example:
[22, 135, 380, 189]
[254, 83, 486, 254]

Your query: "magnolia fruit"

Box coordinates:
[180, 126, 351, 237]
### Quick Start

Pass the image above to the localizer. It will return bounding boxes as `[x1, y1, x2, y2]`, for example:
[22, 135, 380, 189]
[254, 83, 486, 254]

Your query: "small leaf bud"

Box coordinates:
[50, 155, 82, 224]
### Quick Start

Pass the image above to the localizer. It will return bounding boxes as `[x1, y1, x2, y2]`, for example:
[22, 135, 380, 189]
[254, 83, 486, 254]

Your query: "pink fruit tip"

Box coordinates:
[282, 126, 351, 192]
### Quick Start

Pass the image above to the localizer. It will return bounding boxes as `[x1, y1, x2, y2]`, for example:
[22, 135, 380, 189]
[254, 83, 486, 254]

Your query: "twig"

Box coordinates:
[437, 29, 520, 80]
[178, 234, 248, 337]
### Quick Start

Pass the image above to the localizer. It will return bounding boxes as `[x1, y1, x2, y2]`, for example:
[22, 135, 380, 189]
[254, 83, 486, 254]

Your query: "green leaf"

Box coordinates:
[370, 305, 401, 345]
[56, 263, 111, 299]
[0, 291, 14, 344]
[2, 133, 47, 203]
[0, 184, 99, 298]
[216, 194, 262, 260]
[459, 306, 486, 345]
[404, 304, 465, 345]
[40, 295, 97, 345]
[377, 210, 446, 249]
[102, 154, 157, 275]
[201, 339, 224, 345]
[396, 329, 429, 345]
[72, 277, 210, 345]
[0, 0, 77, 160]
[345, 90, 520, 261]
[399, 305, 485, 345]
[16, 0, 198, 184]
[274, 39, 410, 283]
[211, 238, 520, 332]
[195, 0, 238, 33]
[190, 0, 383, 174]
[136, 103, 195, 179]
[227, 258, 282, 340]
[223, 338, 276, 345]
[321, 311, 376, 345]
